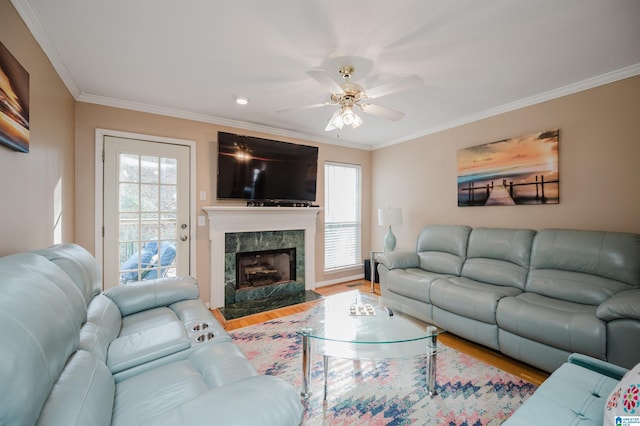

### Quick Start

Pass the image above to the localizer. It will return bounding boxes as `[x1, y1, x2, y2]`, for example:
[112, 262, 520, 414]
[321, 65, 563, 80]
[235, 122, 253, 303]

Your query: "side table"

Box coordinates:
[369, 250, 384, 292]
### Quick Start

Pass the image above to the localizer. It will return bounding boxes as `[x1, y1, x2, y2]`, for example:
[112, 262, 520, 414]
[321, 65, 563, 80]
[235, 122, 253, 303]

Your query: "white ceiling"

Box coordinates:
[13, 0, 640, 149]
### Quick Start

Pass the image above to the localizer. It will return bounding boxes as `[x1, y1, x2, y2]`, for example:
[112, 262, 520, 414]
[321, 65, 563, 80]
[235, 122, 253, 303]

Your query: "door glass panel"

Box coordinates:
[119, 183, 139, 211]
[119, 154, 139, 182]
[140, 156, 159, 183]
[141, 184, 159, 211]
[119, 219, 139, 242]
[160, 220, 176, 239]
[160, 158, 177, 184]
[118, 152, 178, 284]
[160, 185, 177, 211]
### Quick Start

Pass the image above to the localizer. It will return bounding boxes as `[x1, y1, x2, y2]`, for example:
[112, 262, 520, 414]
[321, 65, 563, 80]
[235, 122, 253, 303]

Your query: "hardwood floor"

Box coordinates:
[212, 279, 549, 387]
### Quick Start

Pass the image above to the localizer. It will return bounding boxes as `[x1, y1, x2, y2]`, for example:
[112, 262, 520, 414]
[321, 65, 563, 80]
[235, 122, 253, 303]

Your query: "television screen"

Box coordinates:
[217, 132, 318, 202]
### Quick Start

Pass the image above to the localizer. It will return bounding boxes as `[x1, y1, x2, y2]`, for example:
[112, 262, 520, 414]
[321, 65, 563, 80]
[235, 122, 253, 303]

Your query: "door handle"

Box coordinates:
[180, 235, 188, 241]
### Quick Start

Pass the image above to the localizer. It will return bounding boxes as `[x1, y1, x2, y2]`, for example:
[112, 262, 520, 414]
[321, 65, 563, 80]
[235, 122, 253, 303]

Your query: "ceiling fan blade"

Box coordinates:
[360, 103, 405, 121]
[365, 74, 422, 99]
[276, 102, 330, 113]
[307, 69, 344, 94]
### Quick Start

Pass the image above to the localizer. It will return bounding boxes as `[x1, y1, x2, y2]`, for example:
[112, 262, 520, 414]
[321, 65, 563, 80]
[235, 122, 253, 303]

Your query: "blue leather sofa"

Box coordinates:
[377, 226, 640, 372]
[0, 243, 303, 425]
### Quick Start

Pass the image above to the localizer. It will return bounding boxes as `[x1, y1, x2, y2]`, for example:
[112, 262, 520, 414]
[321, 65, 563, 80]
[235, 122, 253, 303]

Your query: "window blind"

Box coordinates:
[324, 162, 361, 270]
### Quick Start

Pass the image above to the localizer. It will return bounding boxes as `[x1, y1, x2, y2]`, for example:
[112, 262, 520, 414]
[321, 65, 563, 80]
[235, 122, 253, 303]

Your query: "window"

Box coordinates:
[324, 162, 361, 271]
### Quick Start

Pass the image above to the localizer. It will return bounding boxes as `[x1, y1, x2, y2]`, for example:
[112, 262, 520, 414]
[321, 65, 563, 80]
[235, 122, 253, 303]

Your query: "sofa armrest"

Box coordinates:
[103, 276, 199, 316]
[377, 251, 420, 270]
[568, 353, 628, 380]
[596, 289, 640, 321]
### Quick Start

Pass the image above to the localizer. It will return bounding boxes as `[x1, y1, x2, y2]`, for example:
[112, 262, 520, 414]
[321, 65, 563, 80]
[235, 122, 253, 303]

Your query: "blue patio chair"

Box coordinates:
[142, 242, 176, 280]
[119, 241, 158, 283]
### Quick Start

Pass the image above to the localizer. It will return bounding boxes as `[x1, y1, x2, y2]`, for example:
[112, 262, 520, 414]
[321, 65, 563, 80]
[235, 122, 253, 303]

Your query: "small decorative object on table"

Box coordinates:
[349, 303, 376, 316]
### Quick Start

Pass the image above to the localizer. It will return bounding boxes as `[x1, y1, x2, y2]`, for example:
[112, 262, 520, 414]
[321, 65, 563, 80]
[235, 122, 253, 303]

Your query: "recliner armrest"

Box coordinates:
[596, 289, 640, 321]
[377, 251, 419, 270]
[568, 353, 628, 380]
[103, 276, 199, 316]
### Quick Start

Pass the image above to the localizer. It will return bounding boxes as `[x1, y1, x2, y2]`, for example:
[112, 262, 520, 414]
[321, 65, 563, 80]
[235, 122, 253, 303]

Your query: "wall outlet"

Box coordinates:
[198, 215, 206, 227]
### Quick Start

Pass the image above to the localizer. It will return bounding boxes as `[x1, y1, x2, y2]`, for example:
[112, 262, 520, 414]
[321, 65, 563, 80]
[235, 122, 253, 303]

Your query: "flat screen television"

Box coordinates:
[216, 132, 318, 202]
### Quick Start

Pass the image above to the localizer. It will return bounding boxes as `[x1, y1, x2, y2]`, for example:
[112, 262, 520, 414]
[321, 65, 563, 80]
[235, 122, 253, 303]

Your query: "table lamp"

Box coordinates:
[378, 207, 402, 251]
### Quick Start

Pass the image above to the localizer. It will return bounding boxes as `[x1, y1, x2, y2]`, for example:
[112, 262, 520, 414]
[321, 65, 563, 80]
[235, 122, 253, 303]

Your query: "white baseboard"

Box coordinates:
[314, 273, 364, 289]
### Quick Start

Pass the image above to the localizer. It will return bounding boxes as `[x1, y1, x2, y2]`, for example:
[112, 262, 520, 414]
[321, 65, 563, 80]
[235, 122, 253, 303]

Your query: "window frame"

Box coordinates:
[323, 161, 362, 272]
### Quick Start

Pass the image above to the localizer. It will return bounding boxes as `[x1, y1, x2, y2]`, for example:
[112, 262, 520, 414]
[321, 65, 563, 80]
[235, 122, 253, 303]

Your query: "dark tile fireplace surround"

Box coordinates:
[203, 206, 323, 319]
[219, 230, 321, 319]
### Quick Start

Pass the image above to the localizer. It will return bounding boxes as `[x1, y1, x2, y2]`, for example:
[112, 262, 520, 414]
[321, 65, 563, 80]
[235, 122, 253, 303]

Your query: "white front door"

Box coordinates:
[102, 135, 191, 289]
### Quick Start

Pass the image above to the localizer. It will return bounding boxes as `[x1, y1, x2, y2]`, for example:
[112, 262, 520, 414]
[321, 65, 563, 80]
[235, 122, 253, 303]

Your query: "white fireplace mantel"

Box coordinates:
[202, 206, 321, 308]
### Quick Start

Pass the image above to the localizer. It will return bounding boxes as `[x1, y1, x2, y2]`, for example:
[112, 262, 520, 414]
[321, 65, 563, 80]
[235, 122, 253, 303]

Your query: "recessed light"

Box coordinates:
[235, 96, 249, 105]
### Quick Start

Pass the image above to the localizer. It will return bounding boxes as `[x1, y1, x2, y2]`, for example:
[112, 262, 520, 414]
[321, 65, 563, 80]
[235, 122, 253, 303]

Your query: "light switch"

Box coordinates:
[199, 191, 207, 201]
[198, 215, 206, 227]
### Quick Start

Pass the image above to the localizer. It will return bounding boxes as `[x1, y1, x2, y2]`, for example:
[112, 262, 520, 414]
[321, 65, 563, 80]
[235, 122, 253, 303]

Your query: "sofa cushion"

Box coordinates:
[527, 229, 640, 304]
[385, 268, 449, 303]
[0, 253, 86, 426]
[119, 306, 178, 336]
[111, 341, 258, 426]
[112, 359, 208, 426]
[415, 225, 471, 275]
[497, 292, 606, 360]
[528, 269, 632, 306]
[107, 321, 192, 374]
[31, 243, 102, 307]
[431, 277, 522, 324]
[178, 375, 306, 426]
[461, 227, 536, 289]
[37, 350, 115, 426]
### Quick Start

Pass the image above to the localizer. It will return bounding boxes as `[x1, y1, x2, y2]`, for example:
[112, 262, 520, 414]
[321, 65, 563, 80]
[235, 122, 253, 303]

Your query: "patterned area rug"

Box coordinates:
[230, 311, 537, 425]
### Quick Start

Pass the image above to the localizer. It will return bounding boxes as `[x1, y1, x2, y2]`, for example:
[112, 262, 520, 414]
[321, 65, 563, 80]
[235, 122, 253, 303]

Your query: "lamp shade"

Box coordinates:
[378, 207, 402, 227]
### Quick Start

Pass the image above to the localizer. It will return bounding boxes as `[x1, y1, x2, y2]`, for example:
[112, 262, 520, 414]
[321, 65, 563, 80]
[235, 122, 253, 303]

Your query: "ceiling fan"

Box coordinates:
[279, 65, 422, 131]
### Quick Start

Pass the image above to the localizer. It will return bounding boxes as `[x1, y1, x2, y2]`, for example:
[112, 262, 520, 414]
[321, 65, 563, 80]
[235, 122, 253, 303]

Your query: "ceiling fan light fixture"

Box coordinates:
[235, 95, 249, 105]
[325, 109, 344, 131]
[325, 106, 364, 131]
[351, 112, 363, 129]
[342, 107, 356, 125]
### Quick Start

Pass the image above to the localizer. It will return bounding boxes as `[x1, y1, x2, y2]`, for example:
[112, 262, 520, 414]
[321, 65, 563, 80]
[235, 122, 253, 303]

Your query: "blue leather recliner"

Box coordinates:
[0, 243, 303, 425]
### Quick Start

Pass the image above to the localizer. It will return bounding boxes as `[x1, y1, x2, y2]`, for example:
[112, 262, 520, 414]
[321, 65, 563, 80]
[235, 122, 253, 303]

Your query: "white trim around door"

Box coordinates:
[95, 128, 197, 289]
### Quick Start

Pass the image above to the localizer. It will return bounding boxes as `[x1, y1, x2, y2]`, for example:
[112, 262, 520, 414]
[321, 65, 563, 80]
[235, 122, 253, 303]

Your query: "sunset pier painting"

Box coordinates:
[457, 129, 559, 207]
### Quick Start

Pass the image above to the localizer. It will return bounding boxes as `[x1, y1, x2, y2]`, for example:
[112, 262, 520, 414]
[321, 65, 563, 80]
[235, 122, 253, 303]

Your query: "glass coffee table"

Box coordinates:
[296, 291, 445, 401]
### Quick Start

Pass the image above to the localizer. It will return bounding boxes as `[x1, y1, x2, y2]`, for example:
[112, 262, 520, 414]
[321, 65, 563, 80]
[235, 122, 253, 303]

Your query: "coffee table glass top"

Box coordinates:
[297, 291, 444, 359]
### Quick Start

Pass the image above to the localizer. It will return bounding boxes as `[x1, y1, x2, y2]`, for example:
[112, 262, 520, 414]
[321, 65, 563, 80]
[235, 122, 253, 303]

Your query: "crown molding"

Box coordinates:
[13, 0, 639, 152]
[77, 93, 370, 150]
[374, 63, 640, 150]
[11, 0, 81, 98]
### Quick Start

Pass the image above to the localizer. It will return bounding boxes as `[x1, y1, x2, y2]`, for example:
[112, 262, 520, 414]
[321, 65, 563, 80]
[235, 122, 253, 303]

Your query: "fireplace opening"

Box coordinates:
[235, 248, 296, 290]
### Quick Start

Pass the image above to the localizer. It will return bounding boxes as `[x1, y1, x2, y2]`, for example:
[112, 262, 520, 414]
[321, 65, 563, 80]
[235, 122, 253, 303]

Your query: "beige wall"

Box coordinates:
[0, 0, 75, 255]
[75, 102, 371, 303]
[371, 75, 640, 250]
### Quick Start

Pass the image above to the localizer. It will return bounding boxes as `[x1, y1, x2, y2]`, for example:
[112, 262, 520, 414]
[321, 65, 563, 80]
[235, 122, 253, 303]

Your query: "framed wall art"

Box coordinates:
[457, 129, 559, 207]
[0, 41, 30, 153]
